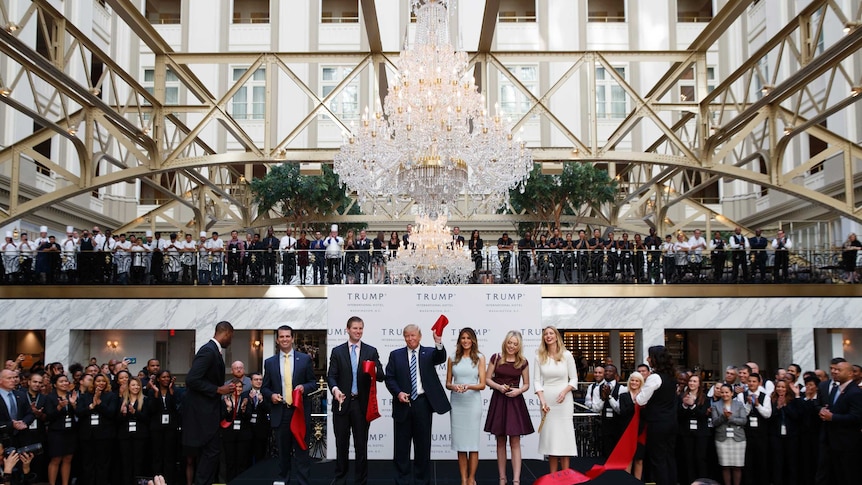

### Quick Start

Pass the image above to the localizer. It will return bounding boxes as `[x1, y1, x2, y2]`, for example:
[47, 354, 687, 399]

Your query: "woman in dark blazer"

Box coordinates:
[75, 374, 118, 485]
[117, 377, 150, 485]
[677, 374, 712, 485]
[220, 378, 253, 482]
[148, 370, 180, 485]
[468, 230, 483, 282]
[710, 384, 747, 485]
[767, 379, 802, 485]
[44, 374, 78, 485]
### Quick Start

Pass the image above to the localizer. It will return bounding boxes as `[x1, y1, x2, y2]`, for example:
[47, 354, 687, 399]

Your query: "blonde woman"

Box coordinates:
[619, 372, 645, 479]
[118, 377, 149, 485]
[446, 328, 486, 485]
[534, 326, 578, 473]
[485, 331, 534, 485]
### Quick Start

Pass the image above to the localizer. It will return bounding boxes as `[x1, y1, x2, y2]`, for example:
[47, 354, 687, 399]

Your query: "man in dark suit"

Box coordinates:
[327, 316, 385, 485]
[247, 372, 271, 465]
[262, 325, 317, 484]
[0, 369, 35, 446]
[385, 324, 450, 485]
[815, 360, 862, 485]
[182, 321, 236, 485]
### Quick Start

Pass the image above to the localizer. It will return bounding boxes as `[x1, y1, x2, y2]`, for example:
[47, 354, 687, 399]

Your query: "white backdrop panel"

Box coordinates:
[326, 285, 544, 460]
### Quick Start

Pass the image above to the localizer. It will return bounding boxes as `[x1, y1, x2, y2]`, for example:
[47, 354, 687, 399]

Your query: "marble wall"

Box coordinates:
[2, 296, 860, 373]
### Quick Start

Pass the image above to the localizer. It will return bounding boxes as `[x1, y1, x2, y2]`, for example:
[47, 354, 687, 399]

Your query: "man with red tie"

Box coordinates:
[327, 316, 385, 485]
[262, 325, 317, 484]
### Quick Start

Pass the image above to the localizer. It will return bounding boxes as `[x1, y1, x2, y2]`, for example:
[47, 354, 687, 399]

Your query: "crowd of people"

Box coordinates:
[2, 224, 860, 286]
[582, 358, 862, 485]
[2, 323, 861, 485]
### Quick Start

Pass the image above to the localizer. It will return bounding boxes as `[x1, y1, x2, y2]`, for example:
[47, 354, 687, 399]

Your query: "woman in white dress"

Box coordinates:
[534, 325, 578, 472]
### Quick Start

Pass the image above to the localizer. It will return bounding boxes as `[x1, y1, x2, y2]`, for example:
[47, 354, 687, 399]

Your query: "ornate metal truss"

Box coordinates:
[0, 0, 860, 236]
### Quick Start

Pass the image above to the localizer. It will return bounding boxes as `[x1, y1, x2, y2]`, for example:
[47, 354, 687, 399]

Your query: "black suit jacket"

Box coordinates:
[261, 350, 317, 427]
[327, 342, 384, 415]
[76, 391, 119, 440]
[182, 339, 225, 447]
[385, 345, 450, 421]
[820, 382, 862, 450]
[0, 388, 35, 439]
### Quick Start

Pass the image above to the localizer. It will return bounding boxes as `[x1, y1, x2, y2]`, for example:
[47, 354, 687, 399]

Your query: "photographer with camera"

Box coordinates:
[0, 442, 35, 485]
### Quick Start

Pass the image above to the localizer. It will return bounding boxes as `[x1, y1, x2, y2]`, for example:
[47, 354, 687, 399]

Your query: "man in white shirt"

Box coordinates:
[593, 364, 626, 459]
[771, 229, 793, 282]
[197, 232, 210, 285]
[746, 361, 774, 394]
[2, 232, 19, 283]
[583, 365, 605, 411]
[280, 228, 298, 285]
[727, 227, 749, 283]
[113, 233, 132, 284]
[61, 226, 78, 283]
[739, 373, 772, 485]
[205, 232, 225, 285]
[687, 229, 707, 279]
[179, 233, 198, 284]
[17, 232, 35, 283]
[661, 234, 675, 284]
[672, 233, 690, 282]
[324, 225, 344, 284]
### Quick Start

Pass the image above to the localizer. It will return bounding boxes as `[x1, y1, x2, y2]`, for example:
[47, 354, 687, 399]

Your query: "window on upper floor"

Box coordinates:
[321, 0, 359, 23]
[142, 68, 180, 121]
[588, 0, 625, 23]
[230, 67, 266, 120]
[677, 0, 713, 23]
[499, 65, 538, 118]
[596, 66, 628, 119]
[31, 121, 52, 177]
[145, 0, 181, 25]
[499, 0, 536, 23]
[233, 0, 270, 24]
[679, 66, 715, 102]
[320, 66, 359, 122]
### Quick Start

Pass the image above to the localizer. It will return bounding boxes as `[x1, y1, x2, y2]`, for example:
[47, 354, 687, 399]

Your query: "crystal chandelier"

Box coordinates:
[333, 0, 533, 214]
[388, 214, 473, 285]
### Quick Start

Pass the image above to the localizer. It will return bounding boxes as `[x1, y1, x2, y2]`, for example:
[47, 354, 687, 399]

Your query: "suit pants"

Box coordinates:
[645, 429, 677, 485]
[815, 445, 858, 485]
[275, 406, 310, 484]
[394, 394, 433, 485]
[333, 398, 370, 485]
[191, 431, 221, 485]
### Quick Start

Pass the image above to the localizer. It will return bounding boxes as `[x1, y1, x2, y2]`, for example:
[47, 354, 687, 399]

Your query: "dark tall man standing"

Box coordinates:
[385, 324, 450, 485]
[182, 321, 236, 485]
[815, 360, 862, 484]
[262, 326, 317, 485]
[327, 316, 385, 485]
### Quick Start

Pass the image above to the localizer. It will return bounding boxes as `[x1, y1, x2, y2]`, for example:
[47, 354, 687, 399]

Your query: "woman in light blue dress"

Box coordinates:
[447, 327, 486, 485]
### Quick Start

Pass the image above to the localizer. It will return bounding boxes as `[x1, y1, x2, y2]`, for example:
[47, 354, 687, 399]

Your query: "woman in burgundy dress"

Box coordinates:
[296, 230, 310, 284]
[484, 330, 534, 485]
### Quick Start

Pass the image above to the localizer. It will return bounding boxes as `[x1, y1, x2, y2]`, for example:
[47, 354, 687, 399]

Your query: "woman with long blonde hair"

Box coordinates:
[118, 377, 149, 485]
[446, 328, 486, 485]
[534, 326, 578, 473]
[484, 331, 533, 485]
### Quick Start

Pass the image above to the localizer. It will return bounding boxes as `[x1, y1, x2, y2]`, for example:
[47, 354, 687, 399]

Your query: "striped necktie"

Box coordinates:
[410, 349, 418, 400]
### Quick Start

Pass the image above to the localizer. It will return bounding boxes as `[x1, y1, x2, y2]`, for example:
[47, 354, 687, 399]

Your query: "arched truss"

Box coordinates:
[0, 0, 860, 235]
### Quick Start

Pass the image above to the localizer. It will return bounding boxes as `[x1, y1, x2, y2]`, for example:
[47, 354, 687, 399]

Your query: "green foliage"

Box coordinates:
[508, 162, 618, 233]
[249, 163, 357, 224]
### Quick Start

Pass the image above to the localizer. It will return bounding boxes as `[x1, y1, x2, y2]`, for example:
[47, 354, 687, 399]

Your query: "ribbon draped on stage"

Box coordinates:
[535, 405, 643, 485]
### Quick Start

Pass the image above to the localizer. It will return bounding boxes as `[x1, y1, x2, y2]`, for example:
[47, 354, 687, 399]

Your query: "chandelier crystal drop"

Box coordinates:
[387, 214, 473, 285]
[333, 0, 533, 214]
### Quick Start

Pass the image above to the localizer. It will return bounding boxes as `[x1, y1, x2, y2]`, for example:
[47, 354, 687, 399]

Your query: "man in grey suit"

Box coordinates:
[327, 316, 385, 485]
[182, 321, 235, 485]
[262, 325, 317, 484]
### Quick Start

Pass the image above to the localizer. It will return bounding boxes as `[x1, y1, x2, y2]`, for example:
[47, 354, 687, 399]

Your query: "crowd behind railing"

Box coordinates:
[2, 224, 860, 285]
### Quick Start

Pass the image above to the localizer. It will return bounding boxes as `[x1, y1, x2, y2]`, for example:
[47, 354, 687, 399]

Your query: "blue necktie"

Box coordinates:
[350, 344, 359, 395]
[6, 391, 17, 418]
[830, 382, 840, 406]
[410, 349, 418, 400]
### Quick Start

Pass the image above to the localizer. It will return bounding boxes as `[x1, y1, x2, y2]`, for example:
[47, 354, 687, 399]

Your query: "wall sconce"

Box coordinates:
[844, 339, 851, 346]
[253, 340, 262, 349]
[851, 86, 862, 97]
[12, 228, 19, 239]
[107, 340, 119, 349]
[761, 84, 774, 95]
[844, 22, 860, 35]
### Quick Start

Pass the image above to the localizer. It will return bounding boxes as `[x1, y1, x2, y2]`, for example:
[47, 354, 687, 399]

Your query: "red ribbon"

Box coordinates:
[362, 361, 381, 422]
[431, 314, 449, 337]
[534, 404, 641, 485]
[290, 388, 307, 450]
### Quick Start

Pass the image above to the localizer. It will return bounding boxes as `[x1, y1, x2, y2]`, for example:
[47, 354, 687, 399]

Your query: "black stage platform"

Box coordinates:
[229, 458, 644, 485]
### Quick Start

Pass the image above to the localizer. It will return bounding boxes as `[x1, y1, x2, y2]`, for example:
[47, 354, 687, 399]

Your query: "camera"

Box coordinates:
[4, 443, 44, 457]
[134, 477, 152, 485]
